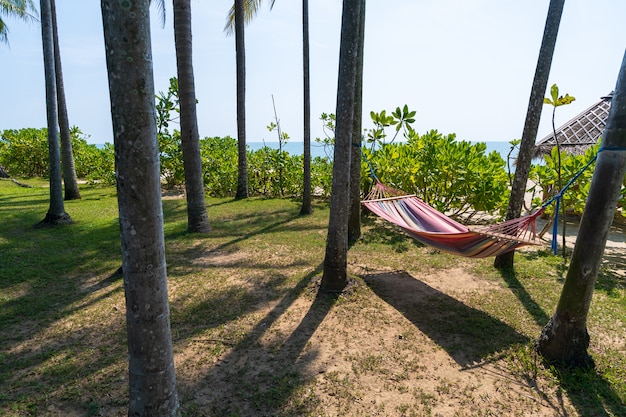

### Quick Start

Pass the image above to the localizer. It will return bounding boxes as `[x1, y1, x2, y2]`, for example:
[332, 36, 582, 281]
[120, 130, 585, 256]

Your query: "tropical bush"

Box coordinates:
[0, 127, 115, 184]
[0, 128, 49, 177]
[200, 135, 238, 196]
[363, 130, 509, 219]
[529, 142, 626, 219]
[357, 106, 509, 219]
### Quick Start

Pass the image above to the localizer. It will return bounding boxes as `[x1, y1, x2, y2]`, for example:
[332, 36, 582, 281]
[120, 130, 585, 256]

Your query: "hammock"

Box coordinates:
[362, 181, 545, 258]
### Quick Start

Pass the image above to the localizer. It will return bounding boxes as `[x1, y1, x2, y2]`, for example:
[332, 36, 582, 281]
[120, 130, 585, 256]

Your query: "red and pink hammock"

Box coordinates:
[362, 181, 545, 258]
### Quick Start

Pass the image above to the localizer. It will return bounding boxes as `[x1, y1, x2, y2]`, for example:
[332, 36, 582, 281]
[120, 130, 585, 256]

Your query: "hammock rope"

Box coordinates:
[539, 146, 626, 253]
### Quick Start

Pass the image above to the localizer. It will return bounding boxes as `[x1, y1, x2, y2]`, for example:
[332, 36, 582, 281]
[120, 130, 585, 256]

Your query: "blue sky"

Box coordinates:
[1, 0, 625, 145]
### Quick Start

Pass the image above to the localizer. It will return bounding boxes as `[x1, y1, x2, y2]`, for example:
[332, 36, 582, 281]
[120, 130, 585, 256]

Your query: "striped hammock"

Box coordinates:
[362, 182, 545, 258]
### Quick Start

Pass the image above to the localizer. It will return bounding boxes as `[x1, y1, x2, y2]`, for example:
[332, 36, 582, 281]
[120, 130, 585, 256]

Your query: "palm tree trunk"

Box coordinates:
[235, 0, 248, 199]
[38, 0, 71, 226]
[50, 0, 80, 201]
[321, 0, 362, 292]
[536, 51, 626, 368]
[299, 0, 312, 215]
[173, 0, 211, 233]
[494, 0, 564, 269]
[348, 0, 365, 244]
[101, 0, 180, 414]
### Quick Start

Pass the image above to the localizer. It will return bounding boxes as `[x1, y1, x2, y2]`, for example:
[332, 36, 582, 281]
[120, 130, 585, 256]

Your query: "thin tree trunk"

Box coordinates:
[235, 0, 248, 199]
[348, 0, 365, 245]
[101, 1, 180, 414]
[300, 0, 312, 215]
[173, 0, 211, 233]
[50, 0, 80, 201]
[536, 51, 626, 368]
[321, 0, 362, 292]
[38, 0, 71, 226]
[494, 0, 564, 269]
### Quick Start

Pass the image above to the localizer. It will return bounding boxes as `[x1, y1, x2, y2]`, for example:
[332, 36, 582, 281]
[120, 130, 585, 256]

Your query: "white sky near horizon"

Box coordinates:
[1, 0, 625, 146]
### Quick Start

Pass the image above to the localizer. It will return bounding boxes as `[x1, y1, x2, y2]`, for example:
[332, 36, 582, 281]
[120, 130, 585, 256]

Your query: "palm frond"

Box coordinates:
[149, 0, 166, 28]
[0, 0, 38, 45]
[223, 0, 270, 35]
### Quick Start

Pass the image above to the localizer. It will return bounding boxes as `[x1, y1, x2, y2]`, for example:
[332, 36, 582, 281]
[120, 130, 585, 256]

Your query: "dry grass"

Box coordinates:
[1, 181, 625, 416]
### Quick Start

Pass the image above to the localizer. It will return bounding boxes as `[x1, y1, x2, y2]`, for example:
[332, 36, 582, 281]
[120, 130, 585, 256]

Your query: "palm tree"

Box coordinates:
[101, 0, 180, 414]
[37, 0, 70, 226]
[233, 0, 248, 199]
[50, 0, 80, 200]
[536, 51, 626, 367]
[320, 0, 362, 292]
[300, 0, 312, 215]
[173, 0, 211, 233]
[225, 0, 275, 200]
[494, 0, 565, 269]
[347, 0, 365, 243]
[0, 0, 36, 45]
[225, 0, 312, 211]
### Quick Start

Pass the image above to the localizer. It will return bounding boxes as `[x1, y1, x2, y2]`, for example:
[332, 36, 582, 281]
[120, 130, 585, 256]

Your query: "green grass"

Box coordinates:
[1, 179, 625, 416]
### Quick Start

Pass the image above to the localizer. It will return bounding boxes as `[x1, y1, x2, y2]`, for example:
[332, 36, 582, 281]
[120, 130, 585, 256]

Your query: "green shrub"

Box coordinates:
[0, 127, 115, 185]
[529, 142, 626, 218]
[363, 130, 509, 218]
[0, 128, 49, 177]
[200, 136, 238, 196]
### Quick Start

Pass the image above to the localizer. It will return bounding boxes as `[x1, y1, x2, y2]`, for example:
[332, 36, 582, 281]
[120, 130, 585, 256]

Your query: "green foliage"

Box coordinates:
[529, 143, 626, 218]
[366, 105, 417, 150]
[359, 106, 509, 217]
[200, 136, 238, 196]
[543, 84, 576, 107]
[0, 127, 115, 185]
[364, 131, 509, 218]
[155, 77, 185, 189]
[248, 146, 301, 197]
[71, 135, 116, 186]
[0, 128, 49, 177]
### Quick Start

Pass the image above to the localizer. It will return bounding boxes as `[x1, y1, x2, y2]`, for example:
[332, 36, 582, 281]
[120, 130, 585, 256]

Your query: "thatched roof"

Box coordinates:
[534, 92, 612, 158]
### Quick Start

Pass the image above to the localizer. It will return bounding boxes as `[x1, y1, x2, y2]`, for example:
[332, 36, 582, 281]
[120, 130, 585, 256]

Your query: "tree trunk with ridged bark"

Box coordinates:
[101, 0, 180, 414]
[173, 0, 211, 233]
[51, 0, 81, 201]
[494, 0, 564, 269]
[38, 0, 71, 227]
[321, 0, 362, 292]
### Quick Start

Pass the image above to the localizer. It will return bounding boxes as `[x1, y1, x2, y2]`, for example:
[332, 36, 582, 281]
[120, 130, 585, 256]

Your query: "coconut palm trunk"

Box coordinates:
[321, 0, 362, 292]
[173, 0, 211, 233]
[348, 0, 365, 244]
[38, 0, 71, 226]
[494, 0, 565, 269]
[101, 0, 180, 414]
[50, 0, 80, 201]
[536, 51, 626, 368]
[234, 0, 248, 199]
[299, 0, 312, 215]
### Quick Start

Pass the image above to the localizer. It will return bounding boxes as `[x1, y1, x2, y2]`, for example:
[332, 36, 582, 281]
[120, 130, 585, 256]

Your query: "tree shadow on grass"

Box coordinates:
[362, 270, 529, 367]
[494, 255, 626, 416]
[550, 364, 626, 417]
[496, 265, 551, 327]
[181, 264, 336, 416]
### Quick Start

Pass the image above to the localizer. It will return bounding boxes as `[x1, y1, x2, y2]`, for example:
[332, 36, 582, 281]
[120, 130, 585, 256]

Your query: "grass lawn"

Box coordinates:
[0, 179, 624, 416]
